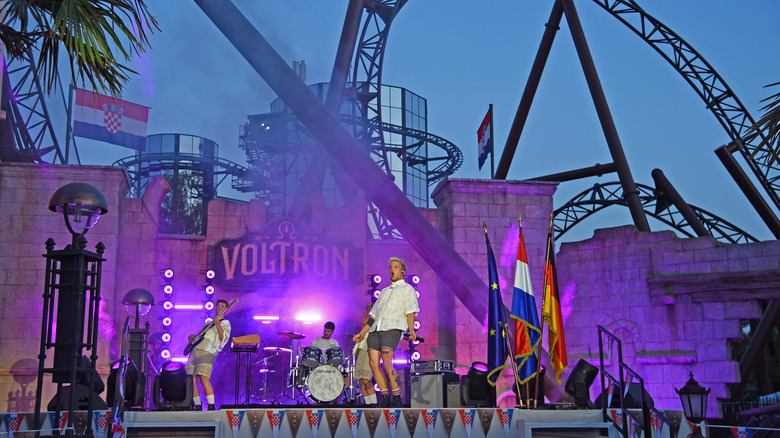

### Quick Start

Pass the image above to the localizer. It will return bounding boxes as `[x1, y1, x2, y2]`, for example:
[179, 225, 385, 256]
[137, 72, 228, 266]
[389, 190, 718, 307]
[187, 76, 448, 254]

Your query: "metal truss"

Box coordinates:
[554, 181, 757, 244]
[591, 0, 780, 211]
[4, 49, 66, 163]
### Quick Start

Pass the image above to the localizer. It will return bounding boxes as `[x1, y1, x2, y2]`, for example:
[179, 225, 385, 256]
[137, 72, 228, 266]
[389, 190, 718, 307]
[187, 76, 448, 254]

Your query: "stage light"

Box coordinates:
[205, 285, 215, 295]
[373, 290, 381, 299]
[163, 301, 173, 311]
[410, 274, 420, 284]
[205, 317, 213, 324]
[460, 362, 495, 407]
[676, 372, 710, 435]
[173, 304, 203, 310]
[205, 269, 215, 279]
[372, 274, 382, 284]
[416, 290, 420, 298]
[164, 285, 173, 294]
[162, 317, 172, 326]
[411, 351, 421, 361]
[413, 321, 421, 330]
[161, 333, 171, 343]
[413, 340, 420, 346]
[153, 361, 193, 410]
[392, 358, 408, 365]
[161, 350, 170, 359]
[204, 301, 214, 311]
[253, 316, 280, 321]
[162, 269, 174, 280]
[564, 359, 599, 407]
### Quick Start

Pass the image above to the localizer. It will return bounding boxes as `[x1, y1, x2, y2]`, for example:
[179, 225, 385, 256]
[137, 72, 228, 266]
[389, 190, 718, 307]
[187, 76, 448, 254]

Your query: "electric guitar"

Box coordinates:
[352, 304, 371, 355]
[183, 297, 238, 355]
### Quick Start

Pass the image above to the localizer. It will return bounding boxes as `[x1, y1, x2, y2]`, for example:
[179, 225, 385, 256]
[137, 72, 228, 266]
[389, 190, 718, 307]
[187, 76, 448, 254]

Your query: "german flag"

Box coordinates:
[542, 216, 567, 384]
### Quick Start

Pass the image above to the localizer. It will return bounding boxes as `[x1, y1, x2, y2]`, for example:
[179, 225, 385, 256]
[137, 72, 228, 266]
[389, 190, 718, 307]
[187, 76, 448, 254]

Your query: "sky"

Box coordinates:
[59, 0, 780, 244]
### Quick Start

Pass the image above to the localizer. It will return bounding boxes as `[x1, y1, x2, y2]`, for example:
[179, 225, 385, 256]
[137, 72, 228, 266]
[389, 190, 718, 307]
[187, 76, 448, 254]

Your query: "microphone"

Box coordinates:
[403, 333, 425, 343]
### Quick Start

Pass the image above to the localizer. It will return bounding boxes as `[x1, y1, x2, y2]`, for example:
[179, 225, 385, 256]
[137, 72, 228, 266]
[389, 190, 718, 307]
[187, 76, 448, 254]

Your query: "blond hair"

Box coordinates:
[389, 257, 406, 273]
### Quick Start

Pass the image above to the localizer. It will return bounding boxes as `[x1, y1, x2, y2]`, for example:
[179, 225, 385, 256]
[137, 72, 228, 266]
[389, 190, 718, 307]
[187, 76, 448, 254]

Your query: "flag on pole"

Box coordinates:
[477, 107, 492, 170]
[510, 222, 542, 384]
[73, 88, 149, 151]
[485, 223, 509, 386]
[542, 217, 567, 384]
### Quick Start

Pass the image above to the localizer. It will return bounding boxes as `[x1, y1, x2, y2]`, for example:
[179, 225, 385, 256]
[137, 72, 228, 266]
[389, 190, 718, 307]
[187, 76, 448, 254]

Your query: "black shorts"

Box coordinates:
[367, 329, 402, 352]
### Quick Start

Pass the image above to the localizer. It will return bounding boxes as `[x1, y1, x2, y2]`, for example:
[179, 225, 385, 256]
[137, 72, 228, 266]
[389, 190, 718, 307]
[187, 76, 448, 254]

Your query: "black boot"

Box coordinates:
[194, 404, 202, 411]
[208, 404, 216, 411]
[380, 393, 391, 408]
[391, 395, 402, 408]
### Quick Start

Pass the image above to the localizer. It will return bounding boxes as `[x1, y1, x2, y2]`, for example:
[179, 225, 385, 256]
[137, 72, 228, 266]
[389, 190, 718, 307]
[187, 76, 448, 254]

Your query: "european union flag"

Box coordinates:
[485, 224, 509, 386]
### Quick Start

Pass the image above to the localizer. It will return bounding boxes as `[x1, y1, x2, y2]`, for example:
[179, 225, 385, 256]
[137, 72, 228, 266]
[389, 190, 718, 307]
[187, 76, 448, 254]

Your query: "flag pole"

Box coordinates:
[518, 213, 538, 409]
[483, 221, 524, 407]
[534, 212, 555, 407]
[489, 103, 495, 179]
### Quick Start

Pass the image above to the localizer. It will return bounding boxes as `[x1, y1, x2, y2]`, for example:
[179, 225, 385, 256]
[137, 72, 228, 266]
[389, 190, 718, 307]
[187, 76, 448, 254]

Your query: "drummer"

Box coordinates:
[308, 321, 340, 361]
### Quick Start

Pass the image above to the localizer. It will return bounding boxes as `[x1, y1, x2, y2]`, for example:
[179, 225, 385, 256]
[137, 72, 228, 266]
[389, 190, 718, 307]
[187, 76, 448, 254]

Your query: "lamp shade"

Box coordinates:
[48, 183, 108, 235]
[122, 288, 155, 316]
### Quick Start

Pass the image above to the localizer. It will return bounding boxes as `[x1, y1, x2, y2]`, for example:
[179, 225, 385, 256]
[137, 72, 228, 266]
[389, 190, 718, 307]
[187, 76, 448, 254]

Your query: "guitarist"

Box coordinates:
[185, 299, 232, 410]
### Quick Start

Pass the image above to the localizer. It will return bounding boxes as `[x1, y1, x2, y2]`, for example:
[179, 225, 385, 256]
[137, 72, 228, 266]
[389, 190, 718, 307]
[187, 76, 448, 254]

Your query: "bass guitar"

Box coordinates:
[183, 297, 238, 355]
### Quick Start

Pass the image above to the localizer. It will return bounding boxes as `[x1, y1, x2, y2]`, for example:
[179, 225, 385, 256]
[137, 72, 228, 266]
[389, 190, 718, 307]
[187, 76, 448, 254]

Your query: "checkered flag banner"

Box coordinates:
[498, 408, 514, 437]
[267, 410, 285, 438]
[94, 410, 111, 438]
[422, 409, 437, 438]
[611, 409, 623, 429]
[306, 410, 323, 438]
[345, 409, 362, 438]
[650, 409, 664, 438]
[459, 409, 476, 438]
[384, 409, 401, 438]
[226, 410, 245, 438]
[4, 413, 25, 438]
[730, 426, 754, 437]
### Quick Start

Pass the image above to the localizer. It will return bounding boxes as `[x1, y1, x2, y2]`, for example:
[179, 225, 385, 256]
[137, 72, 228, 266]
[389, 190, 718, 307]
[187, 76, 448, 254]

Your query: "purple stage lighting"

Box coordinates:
[205, 269, 216, 279]
[392, 358, 408, 365]
[163, 301, 173, 310]
[413, 340, 420, 346]
[174, 304, 203, 310]
[162, 317, 172, 326]
[411, 351, 421, 361]
[204, 302, 214, 310]
[162, 333, 171, 343]
[373, 290, 381, 299]
[162, 269, 174, 279]
[205, 285, 215, 295]
[416, 290, 420, 298]
[372, 274, 382, 284]
[164, 285, 173, 294]
[161, 350, 170, 359]
[413, 321, 421, 330]
[411, 275, 420, 284]
[205, 317, 213, 324]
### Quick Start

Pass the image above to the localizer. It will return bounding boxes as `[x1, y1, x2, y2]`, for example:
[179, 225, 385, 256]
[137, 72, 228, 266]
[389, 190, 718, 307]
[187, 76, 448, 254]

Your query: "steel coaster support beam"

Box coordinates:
[195, 0, 489, 321]
[288, 0, 364, 221]
[495, 0, 564, 180]
[530, 162, 616, 183]
[561, 0, 649, 232]
[715, 143, 780, 239]
[650, 168, 709, 237]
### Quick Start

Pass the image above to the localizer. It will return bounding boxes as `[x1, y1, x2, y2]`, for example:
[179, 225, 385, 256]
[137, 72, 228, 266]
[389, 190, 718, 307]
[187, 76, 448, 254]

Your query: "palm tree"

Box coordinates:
[748, 82, 780, 163]
[1, 0, 159, 95]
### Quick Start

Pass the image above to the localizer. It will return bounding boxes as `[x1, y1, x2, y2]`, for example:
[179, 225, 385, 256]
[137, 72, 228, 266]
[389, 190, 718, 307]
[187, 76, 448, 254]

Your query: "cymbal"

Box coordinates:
[264, 346, 292, 353]
[277, 330, 305, 340]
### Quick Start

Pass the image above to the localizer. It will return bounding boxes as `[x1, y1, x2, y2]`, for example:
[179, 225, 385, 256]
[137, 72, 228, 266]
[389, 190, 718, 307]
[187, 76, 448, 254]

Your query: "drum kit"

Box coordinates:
[252, 330, 359, 405]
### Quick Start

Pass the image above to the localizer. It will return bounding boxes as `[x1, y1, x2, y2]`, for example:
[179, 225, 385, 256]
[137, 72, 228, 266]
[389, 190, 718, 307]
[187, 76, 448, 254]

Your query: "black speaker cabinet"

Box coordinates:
[410, 373, 461, 408]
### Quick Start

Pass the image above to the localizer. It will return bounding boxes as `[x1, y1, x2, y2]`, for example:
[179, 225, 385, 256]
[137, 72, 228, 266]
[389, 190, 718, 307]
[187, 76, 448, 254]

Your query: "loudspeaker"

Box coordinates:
[460, 374, 495, 407]
[47, 384, 108, 411]
[446, 379, 462, 408]
[410, 373, 460, 408]
[564, 359, 599, 407]
[594, 382, 654, 409]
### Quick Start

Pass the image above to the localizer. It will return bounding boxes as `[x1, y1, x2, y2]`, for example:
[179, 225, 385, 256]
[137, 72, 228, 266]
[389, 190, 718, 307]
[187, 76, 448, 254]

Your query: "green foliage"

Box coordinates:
[1, 0, 159, 95]
[159, 171, 206, 236]
[746, 81, 780, 165]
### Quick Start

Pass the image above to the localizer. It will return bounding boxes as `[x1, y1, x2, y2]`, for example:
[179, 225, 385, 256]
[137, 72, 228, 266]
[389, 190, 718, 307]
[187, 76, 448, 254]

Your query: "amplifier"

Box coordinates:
[410, 372, 461, 408]
[410, 360, 455, 375]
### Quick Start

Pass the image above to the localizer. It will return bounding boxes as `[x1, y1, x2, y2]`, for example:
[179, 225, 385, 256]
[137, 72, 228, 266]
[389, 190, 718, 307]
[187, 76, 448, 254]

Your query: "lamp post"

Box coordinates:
[34, 182, 108, 438]
[676, 372, 711, 437]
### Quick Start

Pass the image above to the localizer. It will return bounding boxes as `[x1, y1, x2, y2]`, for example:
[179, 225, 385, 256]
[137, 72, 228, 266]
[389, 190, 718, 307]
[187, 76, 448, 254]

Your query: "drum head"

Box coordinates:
[301, 347, 322, 367]
[306, 365, 344, 403]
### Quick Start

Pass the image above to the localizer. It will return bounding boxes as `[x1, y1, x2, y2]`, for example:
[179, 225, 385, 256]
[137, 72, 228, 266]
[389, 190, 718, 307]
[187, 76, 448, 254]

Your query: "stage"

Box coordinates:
[1, 407, 699, 438]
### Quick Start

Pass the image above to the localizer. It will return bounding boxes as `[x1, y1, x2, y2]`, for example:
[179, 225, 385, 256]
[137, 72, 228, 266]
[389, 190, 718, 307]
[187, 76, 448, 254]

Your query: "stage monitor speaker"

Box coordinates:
[410, 373, 460, 408]
[48, 384, 108, 411]
[594, 382, 654, 409]
[564, 359, 599, 407]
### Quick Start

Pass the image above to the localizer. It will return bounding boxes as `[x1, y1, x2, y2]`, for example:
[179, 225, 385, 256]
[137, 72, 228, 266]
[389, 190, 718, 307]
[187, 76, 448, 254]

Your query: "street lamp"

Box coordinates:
[122, 288, 155, 329]
[48, 182, 108, 245]
[676, 372, 711, 437]
[121, 288, 155, 409]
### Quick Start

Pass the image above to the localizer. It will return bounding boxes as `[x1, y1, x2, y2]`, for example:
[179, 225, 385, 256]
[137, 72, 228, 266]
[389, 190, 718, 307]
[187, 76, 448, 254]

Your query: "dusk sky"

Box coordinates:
[58, 0, 780, 244]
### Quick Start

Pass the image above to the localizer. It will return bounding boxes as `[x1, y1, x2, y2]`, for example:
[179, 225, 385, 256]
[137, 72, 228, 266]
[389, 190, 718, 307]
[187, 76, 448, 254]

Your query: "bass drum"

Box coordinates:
[306, 365, 344, 403]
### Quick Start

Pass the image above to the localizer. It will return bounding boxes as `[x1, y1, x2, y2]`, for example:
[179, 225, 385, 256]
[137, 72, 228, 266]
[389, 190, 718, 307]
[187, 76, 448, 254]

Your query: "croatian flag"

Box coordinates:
[477, 107, 491, 170]
[73, 88, 149, 151]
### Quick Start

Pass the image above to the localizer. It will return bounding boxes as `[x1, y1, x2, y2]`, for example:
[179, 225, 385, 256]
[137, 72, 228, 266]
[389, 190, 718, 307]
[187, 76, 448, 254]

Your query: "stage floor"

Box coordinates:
[1, 407, 695, 438]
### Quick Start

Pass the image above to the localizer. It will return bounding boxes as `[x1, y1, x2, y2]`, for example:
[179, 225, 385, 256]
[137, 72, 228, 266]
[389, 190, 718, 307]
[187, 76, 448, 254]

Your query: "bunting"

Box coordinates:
[383, 409, 401, 438]
[498, 408, 514, 437]
[346, 409, 362, 438]
[267, 410, 285, 438]
[4, 413, 24, 438]
[226, 410, 244, 438]
[422, 409, 437, 438]
[306, 410, 323, 438]
[459, 409, 476, 438]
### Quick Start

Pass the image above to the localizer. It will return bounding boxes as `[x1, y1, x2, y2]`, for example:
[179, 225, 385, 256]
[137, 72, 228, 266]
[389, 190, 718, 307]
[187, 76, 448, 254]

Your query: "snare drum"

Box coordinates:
[306, 365, 344, 403]
[325, 347, 344, 365]
[301, 347, 322, 367]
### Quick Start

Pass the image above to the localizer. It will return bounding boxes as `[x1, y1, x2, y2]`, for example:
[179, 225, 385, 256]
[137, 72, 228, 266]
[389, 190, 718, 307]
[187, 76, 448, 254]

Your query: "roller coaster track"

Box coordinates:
[554, 181, 757, 244]
[590, 0, 780, 211]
